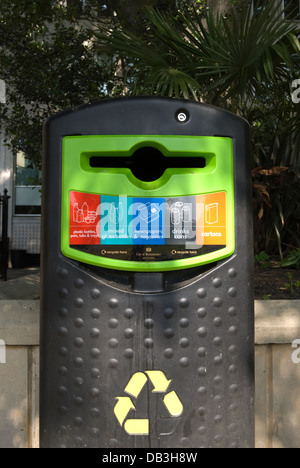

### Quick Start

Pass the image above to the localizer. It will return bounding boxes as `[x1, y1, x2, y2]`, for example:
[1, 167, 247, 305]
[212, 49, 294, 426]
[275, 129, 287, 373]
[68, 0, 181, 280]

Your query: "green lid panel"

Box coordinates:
[61, 135, 235, 272]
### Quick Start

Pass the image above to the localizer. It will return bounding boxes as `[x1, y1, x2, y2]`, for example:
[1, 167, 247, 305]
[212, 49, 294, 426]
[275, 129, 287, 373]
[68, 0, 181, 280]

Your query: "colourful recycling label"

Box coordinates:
[69, 191, 227, 262]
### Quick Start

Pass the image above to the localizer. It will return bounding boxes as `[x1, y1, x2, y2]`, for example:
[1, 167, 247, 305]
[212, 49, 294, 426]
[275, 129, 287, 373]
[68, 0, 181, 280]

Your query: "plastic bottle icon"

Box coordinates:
[110, 203, 123, 224]
[82, 202, 88, 220]
[118, 203, 123, 222]
[73, 203, 79, 222]
[110, 204, 116, 224]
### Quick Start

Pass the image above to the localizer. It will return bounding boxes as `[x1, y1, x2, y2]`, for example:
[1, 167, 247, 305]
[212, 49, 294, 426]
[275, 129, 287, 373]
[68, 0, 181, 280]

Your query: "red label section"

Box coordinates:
[69, 191, 100, 245]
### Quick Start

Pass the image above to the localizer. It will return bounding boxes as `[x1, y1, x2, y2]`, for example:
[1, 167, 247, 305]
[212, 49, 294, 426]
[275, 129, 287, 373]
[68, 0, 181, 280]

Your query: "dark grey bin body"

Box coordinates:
[40, 97, 254, 448]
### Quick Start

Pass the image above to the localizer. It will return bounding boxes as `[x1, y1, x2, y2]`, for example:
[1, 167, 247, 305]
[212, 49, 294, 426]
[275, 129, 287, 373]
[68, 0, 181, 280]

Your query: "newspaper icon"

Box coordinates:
[137, 202, 160, 223]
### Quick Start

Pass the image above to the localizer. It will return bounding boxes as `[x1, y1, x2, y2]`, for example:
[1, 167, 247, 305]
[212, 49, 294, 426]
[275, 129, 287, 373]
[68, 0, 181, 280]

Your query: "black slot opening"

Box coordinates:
[89, 146, 206, 182]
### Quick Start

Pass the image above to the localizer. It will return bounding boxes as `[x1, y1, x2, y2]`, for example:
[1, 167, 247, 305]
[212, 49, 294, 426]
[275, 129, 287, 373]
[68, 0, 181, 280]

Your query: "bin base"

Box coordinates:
[40, 257, 254, 448]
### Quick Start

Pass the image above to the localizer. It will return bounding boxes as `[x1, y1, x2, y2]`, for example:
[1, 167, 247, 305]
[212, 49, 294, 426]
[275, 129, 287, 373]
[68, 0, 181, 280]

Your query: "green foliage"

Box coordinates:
[0, 0, 200, 167]
[1, 0, 300, 260]
[254, 251, 271, 268]
[252, 167, 300, 258]
[96, 0, 300, 257]
[284, 272, 300, 295]
[97, 1, 300, 108]
[282, 249, 300, 269]
[0, 0, 119, 168]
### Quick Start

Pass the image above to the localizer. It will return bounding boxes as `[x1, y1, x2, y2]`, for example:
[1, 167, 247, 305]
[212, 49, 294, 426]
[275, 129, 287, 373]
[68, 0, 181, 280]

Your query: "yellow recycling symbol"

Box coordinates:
[114, 370, 183, 436]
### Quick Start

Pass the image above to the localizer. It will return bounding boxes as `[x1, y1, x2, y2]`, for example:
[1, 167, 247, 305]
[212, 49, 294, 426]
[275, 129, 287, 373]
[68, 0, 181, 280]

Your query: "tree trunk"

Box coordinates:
[208, 0, 232, 14]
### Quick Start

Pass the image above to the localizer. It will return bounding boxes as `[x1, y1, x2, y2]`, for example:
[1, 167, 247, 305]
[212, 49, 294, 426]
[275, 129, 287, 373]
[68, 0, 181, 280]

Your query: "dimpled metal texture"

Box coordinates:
[40, 255, 253, 448]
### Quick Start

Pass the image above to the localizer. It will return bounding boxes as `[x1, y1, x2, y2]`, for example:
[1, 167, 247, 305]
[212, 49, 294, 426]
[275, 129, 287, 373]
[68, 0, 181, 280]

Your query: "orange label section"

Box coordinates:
[196, 192, 227, 246]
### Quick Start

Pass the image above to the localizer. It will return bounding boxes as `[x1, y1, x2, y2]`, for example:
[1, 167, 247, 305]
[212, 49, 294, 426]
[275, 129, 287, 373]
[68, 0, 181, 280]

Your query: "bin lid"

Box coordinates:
[61, 134, 235, 272]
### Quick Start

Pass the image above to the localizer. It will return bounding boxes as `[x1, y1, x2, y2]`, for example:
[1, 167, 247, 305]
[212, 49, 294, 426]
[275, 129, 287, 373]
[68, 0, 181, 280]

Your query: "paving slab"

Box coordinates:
[0, 274, 40, 300]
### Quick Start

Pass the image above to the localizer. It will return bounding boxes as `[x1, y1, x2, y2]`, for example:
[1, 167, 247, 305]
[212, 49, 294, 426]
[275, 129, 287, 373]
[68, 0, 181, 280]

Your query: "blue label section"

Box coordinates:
[131, 198, 165, 245]
[100, 196, 165, 245]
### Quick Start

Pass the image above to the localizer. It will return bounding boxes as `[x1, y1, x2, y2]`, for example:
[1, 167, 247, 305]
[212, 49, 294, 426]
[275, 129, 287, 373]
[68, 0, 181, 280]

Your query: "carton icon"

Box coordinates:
[205, 203, 219, 224]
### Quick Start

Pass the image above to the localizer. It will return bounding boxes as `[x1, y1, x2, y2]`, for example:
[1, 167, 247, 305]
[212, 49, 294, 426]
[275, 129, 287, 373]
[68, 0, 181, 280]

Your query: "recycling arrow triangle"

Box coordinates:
[114, 370, 183, 436]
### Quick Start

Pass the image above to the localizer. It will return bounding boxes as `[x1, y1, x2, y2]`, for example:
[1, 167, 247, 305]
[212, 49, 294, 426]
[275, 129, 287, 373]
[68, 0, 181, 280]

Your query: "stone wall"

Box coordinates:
[1, 299, 300, 448]
[0, 301, 39, 448]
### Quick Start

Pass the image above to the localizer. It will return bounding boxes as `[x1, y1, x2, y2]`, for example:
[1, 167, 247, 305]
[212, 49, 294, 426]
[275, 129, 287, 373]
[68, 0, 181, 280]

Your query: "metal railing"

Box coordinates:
[0, 189, 10, 281]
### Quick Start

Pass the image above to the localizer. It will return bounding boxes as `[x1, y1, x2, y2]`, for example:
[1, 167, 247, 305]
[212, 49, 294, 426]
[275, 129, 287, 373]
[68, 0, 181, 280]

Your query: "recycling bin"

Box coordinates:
[40, 97, 254, 448]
